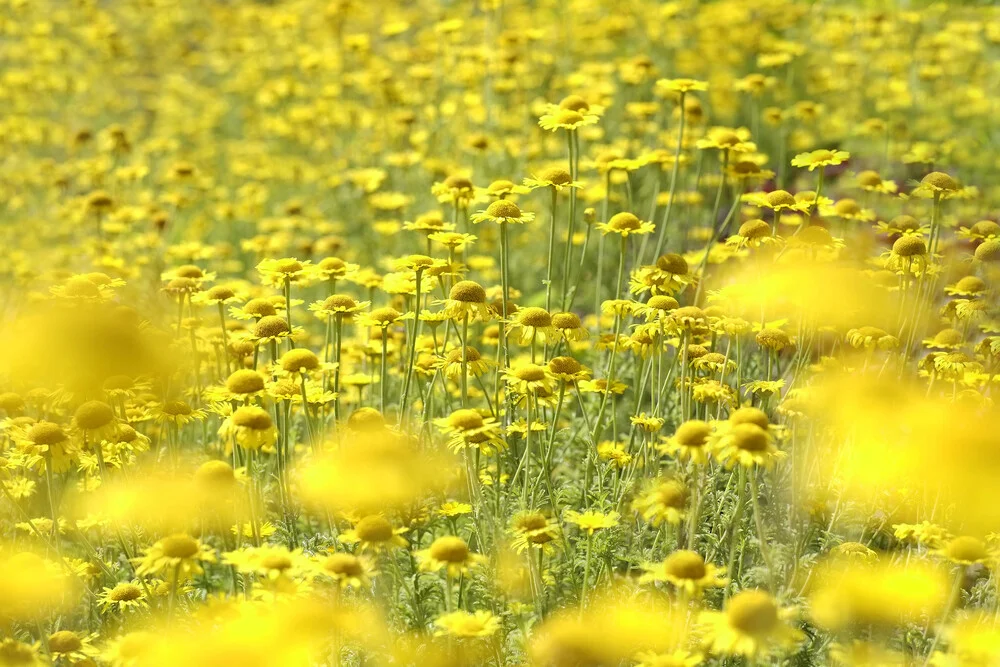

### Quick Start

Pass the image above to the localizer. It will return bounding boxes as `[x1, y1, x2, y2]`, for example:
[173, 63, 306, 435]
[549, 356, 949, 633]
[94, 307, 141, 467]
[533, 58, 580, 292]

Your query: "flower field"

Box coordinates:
[1, 0, 1000, 665]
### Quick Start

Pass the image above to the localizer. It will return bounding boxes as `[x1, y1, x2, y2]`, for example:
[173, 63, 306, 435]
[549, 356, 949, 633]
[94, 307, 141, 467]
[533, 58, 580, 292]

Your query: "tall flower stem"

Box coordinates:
[589, 238, 629, 444]
[545, 188, 558, 311]
[692, 155, 736, 304]
[561, 129, 579, 309]
[593, 170, 613, 319]
[299, 373, 316, 448]
[460, 313, 470, 408]
[398, 268, 425, 424]
[579, 531, 595, 613]
[379, 332, 388, 415]
[647, 90, 687, 263]
[217, 302, 231, 374]
[283, 277, 294, 349]
[725, 466, 747, 600]
[332, 316, 344, 427]
[521, 392, 534, 507]
[499, 222, 511, 369]
[537, 382, 567, 513]
[749, 467, 776, 590]
[499, 221, 513, 428]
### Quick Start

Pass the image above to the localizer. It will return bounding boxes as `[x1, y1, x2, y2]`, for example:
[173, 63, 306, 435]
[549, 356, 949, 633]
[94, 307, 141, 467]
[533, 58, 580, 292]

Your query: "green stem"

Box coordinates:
[380, 333, 388, 415]
[545, 187, 558, 312]
[561, 130, 579, 309]
[398, 269, 424, 424]
[649, 90, 687, 262]
[461, 313, 470, 408]
[579, 531, 595, 613]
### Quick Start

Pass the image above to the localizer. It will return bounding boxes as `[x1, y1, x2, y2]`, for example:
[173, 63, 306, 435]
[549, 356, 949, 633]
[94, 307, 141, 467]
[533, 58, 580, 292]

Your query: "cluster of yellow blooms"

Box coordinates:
[1, 0, 1000, 665]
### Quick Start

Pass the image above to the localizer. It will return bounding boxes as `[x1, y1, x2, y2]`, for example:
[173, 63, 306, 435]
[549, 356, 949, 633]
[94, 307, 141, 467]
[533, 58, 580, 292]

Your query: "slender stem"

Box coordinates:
[923, 569, 965, 666]
[299, 373, 315, 448]
[333, 315, 344, 427]
[579, 531, 595, 613]
[545, 187, 558, 311]
[749, 467, 776, 590]
[522, 392, 533, 507]
[499, 222, 511, 370]
[561, 130, 579, 309]
[593, 170, 613, 318]
[380, 333, 388, 415]
[461, 313, 470, 408]
[283, 277, 294, 349]
[725, 466, 747, 599]
[217, 302, 231, 373]
[398, 269, 424, 424]
[649, 90, 687, 262]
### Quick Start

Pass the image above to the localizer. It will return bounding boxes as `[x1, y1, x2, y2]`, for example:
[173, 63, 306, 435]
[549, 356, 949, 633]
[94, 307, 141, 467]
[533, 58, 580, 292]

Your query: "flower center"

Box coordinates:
[355, 516, 394, 543]
[664, 550, 707, 580]
[430, 536, 470, 563]
[727, 591, 780, 635]
[161, 535, 199, 559]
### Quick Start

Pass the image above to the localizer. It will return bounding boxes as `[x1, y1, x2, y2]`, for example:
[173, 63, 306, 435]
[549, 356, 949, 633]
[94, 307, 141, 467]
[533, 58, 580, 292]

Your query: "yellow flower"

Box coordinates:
[630, 412, 665, 433]
[309, 294, 370, 319]
[0, 551, 73, 622]
[538, 108, 599, 132]
[403, 210, 453, 234]
[358, 306, 413, 329]
[809, 559, 949, 632]
[255, 257, 314, 286]
[504, 363, 553, 395]
[696, 127, 756, 153]
[698, 590, 804, 659]
[932, 613, 1000, 666]
[791, 148, 850, 171]
[438, 502, 473, 518]
[937, 535, 990, 566]
[657, 78, 709, 93]
[428, 231, 477, 252]
[507, 307, 558, 344]
[432, 174, 479, 205]
[597, 440, 631, 468]
[470, 199, 535, 225]
[314, 552, 376, 590]
[893, 521, 951, 549]
[219, 406, 277, 453]
[312, 256, 360, 282]
[639, 550, 727, 597]
[222, 545, 309, 581]
[441, 346, 494, 380]
[523, 168, 581, 191]
[564, 509, 619, 535]
[709, 414, 785, 469]
[47, 631, 98, 660]
[660, 420, 712, 464]
[135, 534, 216, 582]
[415, 536, 487, 577]
[434, 609, 500, 638]
[97, 581, 148, 612]
[442, 280, 494, 321]
[632, 479, 687, 526]
[634, 648, 704, 667]
[911, 170, 961, 198]
[551, 311, 590, 341]
[579, 378, 627, 396]
[547, 355, 591, 385]
[338, 515, 409, 552]
[511, 511, 560, 554]
[433, 408, 506, 454]
[0, 638, 43, 667]
[595, 212, 655, 237]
